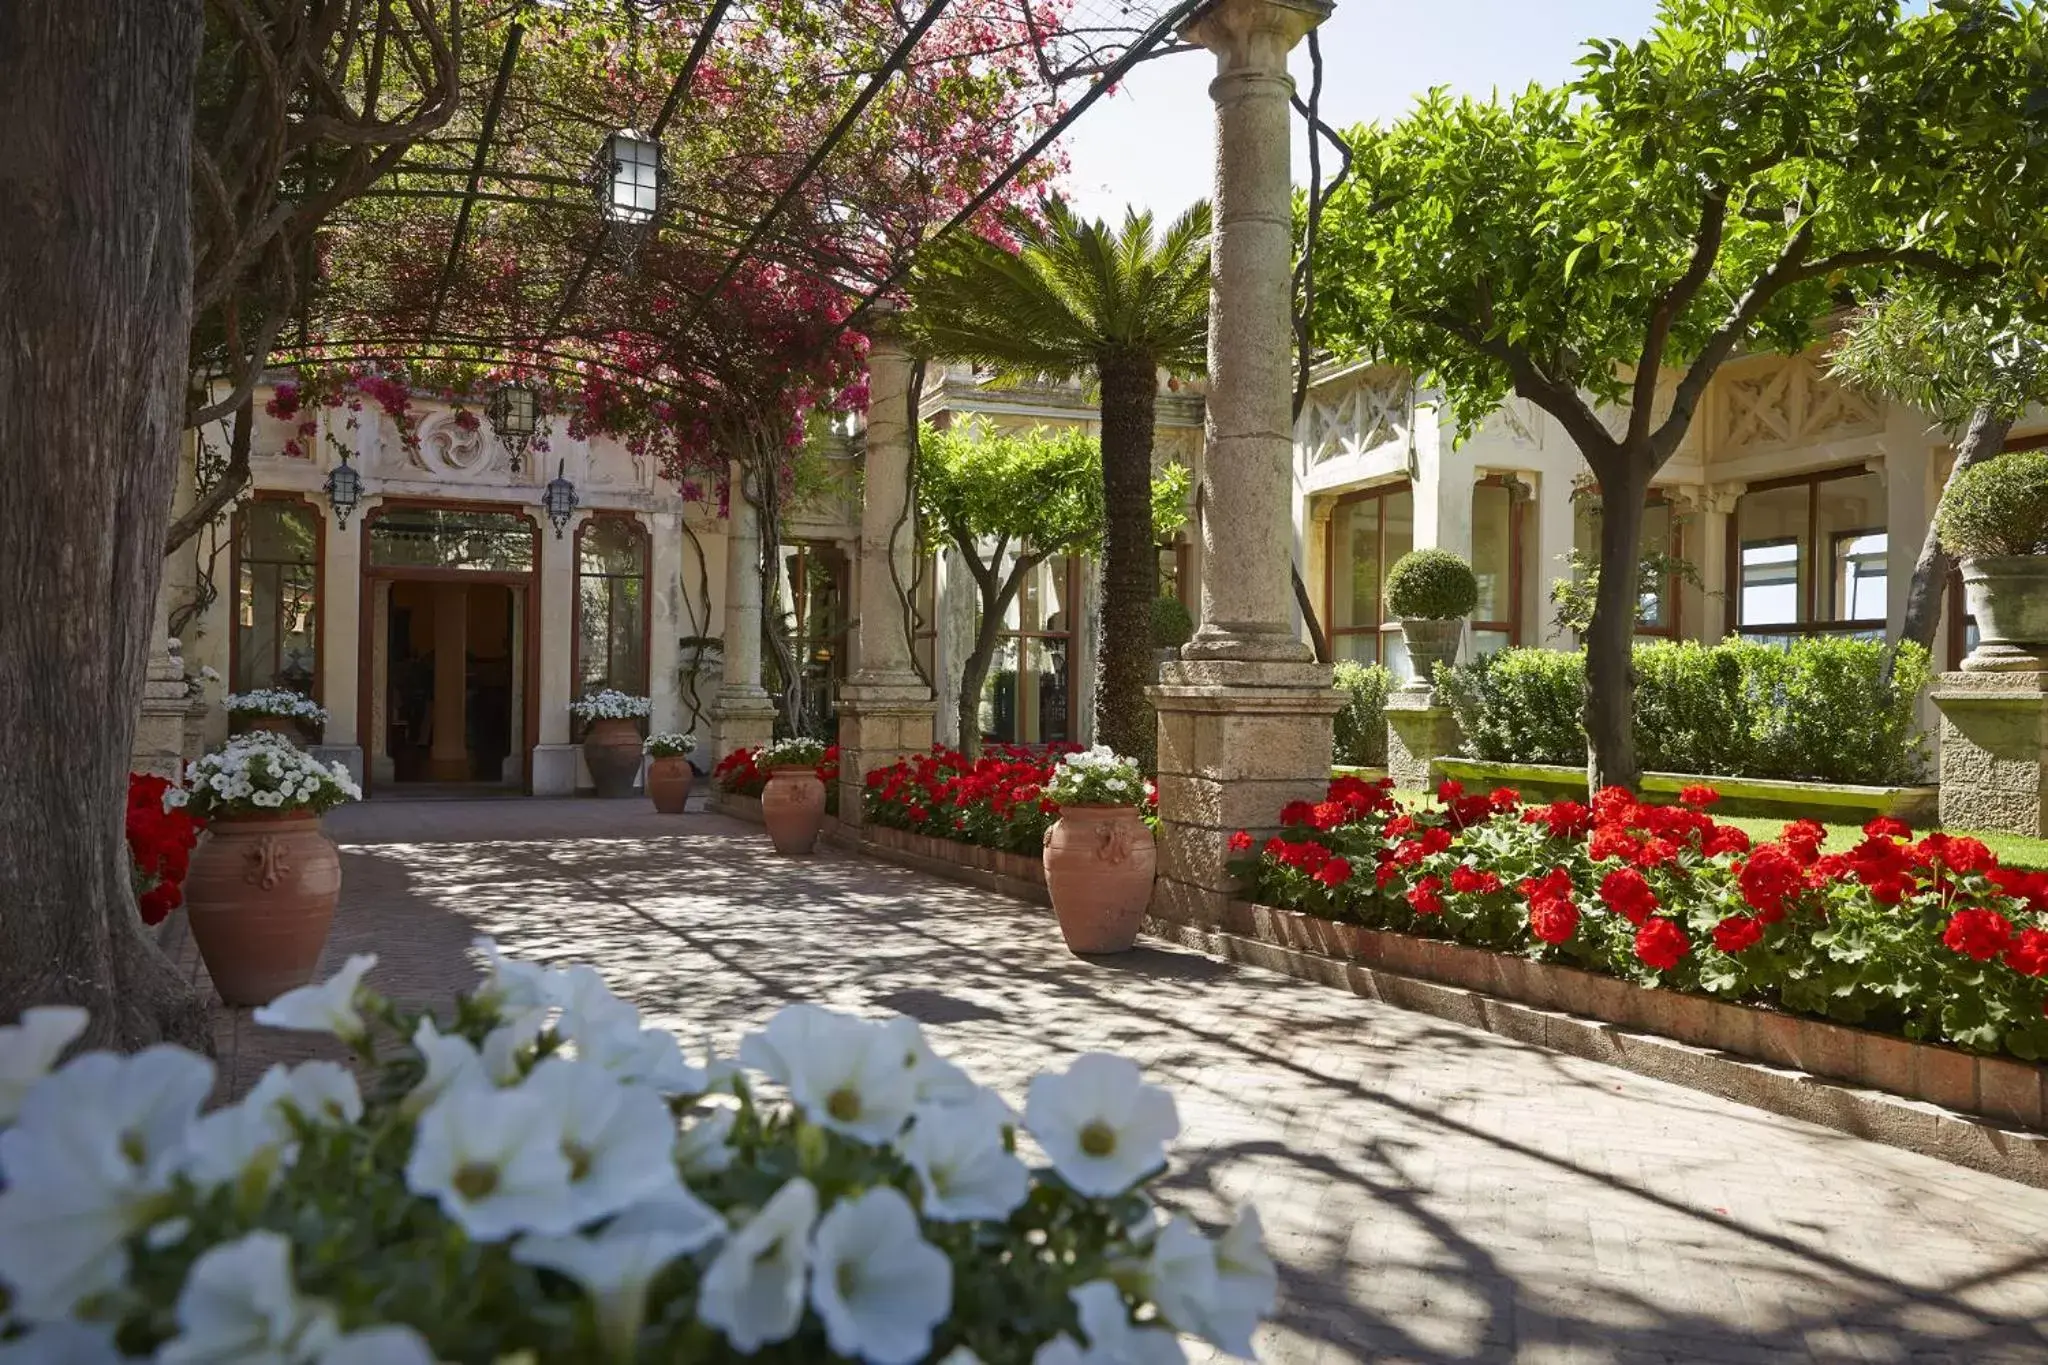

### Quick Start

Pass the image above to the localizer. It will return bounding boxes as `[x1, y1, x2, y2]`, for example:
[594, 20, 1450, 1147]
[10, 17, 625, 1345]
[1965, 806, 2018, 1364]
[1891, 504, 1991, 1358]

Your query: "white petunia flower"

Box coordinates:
[515, 1227, 698, 1362]
[473, 937, 555, 1017]
[571, 1014, 709, 1095]
[898, 1094, 1028, 1223]
[809, 1185, 953, 1365]
[480, 1008, 546, 1085]
[404, 1086, 576, 1242]
[674, 1106, 737, 1176]
[1052, 1280, 1185, 1365]
[252, 954, 378, 1044]
[1202, 1206, 1279, 1358]
[880, 1016, 979, 1106]
[0, 1005, 88, 1125]
[0, 1047, 214, 1319]
[738, 1004, 916, 1145]
[1142, 1216, 1218, 1344]
[317, 1325, 436, 1365]
[517, 1058, 683, 1224]
[936, 1350, 986, 1365]
[1024, 1054, 1179, 1197]
[158, 1230, 339, 1365]
[181, 1061, 362, 1192]
[405, 1016, 488, 1115]
[0, 1321, 131, 1364]
[607, 1181, 728, 1251]
[696, 1176, 817, 1352]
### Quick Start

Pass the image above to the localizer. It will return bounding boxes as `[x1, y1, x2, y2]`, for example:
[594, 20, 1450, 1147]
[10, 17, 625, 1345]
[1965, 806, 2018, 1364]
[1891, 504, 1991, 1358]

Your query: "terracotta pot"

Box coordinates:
[762, 765, 826, 855]
[583, 716, 644, 798]
[647, 755, 695, 814]
[184, 812, 342, 1007]
[240, 714, 306, 746]
[1042, 804, 1157, 954]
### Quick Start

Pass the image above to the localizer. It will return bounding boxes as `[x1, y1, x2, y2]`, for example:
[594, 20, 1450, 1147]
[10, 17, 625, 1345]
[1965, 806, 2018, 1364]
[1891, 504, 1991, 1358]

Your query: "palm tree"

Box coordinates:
[911, 197, 1210, 767]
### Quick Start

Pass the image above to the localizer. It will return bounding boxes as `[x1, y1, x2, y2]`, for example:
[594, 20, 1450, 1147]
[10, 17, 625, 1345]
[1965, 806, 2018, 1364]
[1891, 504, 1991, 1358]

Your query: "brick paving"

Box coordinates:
[164, 798, 2048, 1365]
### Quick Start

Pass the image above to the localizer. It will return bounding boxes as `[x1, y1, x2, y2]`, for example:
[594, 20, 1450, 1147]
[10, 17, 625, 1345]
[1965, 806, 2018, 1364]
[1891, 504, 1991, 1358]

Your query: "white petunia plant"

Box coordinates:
[760, 736, 827, 769]
[1044, 746, 1150, 810]
[570, 690, 653, 721]
[183, 734, 363, 820]
[0, 947, 1278, 1364]
[223, 688, 329, 725]
[642, 732, 698, 758]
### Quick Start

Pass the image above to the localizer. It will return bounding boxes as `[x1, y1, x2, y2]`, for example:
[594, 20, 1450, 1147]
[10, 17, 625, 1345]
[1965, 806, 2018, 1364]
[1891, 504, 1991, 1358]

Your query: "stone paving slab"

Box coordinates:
[171, 799, 2048, 1364]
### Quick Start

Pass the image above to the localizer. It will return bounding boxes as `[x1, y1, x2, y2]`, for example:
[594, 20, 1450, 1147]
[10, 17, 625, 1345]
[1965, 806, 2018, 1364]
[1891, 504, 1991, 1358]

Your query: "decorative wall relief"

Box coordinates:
[1713, 356, 1882, 456]
[414, 409, 497, 479]
[1300, 367, 1410, 468]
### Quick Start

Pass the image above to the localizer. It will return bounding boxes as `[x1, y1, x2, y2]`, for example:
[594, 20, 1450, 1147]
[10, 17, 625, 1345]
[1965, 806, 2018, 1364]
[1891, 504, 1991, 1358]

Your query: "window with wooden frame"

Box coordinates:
[1727, 466, 1888, 644]
[1324, 483, 1414, 674]
[1470, 477, 1525, 656]
[980, 551, 1078, 746]
[232, 496, 322, 696]
[1571, 490, 1682, 638]
[573, 515, 650, 718]
[776, 539, 849, 735]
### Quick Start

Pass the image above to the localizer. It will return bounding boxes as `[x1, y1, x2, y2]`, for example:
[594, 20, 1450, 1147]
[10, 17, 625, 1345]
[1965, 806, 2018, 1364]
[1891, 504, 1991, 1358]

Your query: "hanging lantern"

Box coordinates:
[543, 459, 578, 538]
[323, 450, 362, 529]
[597, 128, 663, 227]
[487, 383, 539, 473]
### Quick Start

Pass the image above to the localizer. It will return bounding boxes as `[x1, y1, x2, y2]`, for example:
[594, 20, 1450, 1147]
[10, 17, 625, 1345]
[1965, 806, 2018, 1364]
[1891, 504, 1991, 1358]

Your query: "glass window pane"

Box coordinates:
[1472, 627, 1511, 658]
[369, 509, 533, 571]
[577, 519, 647, 703]
[1471, 484, 1513, 626]
[1330, 500, 1379, 632]
[980, 638, 1019, 743]
[1016, 637, 1072, 745]
[1816, 472, 1887, 622]
[1332, 633, 1380, 665]
[1735, 482, 1811, 628]
[1382, 489, 1414, 597]
[1384, 625, 1413, 683]
[235, 502, 318, 694]
[1637, 502, 1673, 628]
[1017, 556, 1072, 634]
[578, 518, 646, 576]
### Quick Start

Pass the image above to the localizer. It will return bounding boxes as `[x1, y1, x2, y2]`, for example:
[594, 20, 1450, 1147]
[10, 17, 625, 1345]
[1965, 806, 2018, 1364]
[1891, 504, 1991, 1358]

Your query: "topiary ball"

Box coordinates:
[1935, 450, 2048, 558]
[1150, 594, 1195, 649]
[1384, 547, 1479, 620]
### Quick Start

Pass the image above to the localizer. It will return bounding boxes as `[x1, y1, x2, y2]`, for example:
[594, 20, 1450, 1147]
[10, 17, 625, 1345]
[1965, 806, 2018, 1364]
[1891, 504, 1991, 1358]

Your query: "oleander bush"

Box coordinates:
[1438, 638, 1930, 785]
[1331, 660, 1393, 769]
[1227, 778, 2048, 1061]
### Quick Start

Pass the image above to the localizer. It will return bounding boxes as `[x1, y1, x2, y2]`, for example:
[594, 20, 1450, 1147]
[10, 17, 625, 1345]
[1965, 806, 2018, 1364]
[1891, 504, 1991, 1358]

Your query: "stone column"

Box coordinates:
[311, 500, 365, 785]
[649, 509, 686, 738]
[531, 508, 582, 795]
[836, 307, 938, 825]
[713, 463, 778, 763]
[1533, 469, 1578, 649]
[133, 575, 205, 781]
[429, 582, 469, 780]
[1151, 0, 1341, 927]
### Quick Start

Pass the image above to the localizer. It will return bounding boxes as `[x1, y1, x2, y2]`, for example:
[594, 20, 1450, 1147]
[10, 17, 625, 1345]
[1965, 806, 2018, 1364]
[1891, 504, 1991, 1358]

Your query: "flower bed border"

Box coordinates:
[835, 820, 2048, 1189]
[1434, 757, 1938, 824]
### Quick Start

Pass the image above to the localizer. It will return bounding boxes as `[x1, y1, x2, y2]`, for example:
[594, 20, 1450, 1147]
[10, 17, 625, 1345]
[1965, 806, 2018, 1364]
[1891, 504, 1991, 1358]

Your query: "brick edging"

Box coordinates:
[845, 824, 1050, 906]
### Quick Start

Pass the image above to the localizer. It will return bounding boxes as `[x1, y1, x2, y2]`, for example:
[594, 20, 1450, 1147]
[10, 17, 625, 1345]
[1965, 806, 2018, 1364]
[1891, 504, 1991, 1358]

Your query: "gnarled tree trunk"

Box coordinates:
[0, 0, 212, 1047]
[1583, 459, 1652, 793]
[1095, 352, 1161, 767]
[1888, 404, 2013, 682]
[954, 546, 1043, 761]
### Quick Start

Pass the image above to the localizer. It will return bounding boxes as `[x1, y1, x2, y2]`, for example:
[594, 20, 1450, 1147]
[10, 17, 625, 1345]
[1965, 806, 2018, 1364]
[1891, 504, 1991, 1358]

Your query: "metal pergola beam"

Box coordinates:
[423, 21, 526, 338]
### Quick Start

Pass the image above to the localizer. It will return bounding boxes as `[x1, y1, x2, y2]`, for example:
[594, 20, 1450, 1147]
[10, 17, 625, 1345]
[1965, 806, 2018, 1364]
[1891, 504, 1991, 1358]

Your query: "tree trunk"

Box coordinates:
[1888, 404, 2013, 683]
[954, 552, 1038, 760]
[163, 394, 254, 558]
[1583, 458, 1652, 793]
[0, 0, 212, 1048]
[1095, 353, 1161, 767]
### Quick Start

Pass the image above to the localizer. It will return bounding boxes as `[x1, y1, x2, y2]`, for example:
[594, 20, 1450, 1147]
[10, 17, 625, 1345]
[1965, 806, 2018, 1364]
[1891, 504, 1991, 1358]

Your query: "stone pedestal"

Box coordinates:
[134, 637, 205, 781]
[713, 462, 780, 762]
[1931, 671, 2048, 837]
[837, 684, 937, 826]
[532, 743, 581, 797]
[1385, 688, 1460, 794]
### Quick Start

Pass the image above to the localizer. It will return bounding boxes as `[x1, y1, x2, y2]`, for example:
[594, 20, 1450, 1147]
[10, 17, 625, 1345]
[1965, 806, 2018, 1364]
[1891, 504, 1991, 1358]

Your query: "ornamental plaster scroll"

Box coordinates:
[1712, 356, 1882, 456]
[1300, 368, 1410, 469]
[413, 409, 498, 479]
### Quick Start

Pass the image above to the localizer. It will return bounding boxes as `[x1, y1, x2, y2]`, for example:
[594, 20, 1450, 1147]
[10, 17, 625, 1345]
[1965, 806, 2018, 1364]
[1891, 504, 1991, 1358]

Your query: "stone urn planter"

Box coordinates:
[1958, 556, 2048, 671]
[1383, 547, 1478, 691]
[762, 765, 827, 855]
[582, 717, 644, 798]
[183, 813, 343, 1006]
[1042, 805, 1157, 954]
[648, 756, 695, 814]
[1396, 617, 1464, 687]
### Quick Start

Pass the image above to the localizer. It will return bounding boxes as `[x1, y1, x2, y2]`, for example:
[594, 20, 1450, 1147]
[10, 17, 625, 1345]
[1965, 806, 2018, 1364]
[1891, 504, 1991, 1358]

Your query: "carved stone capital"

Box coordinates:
[1180, 0, 1333, 71]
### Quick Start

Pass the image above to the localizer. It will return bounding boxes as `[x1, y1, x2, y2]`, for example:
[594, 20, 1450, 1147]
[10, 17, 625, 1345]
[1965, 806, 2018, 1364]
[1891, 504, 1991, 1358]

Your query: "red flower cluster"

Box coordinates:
[127, 773, 204, 926]
[714, 744, 842, 811]
[1520, 867, 1580, 944]
[864, 743, 1080, 853]
[1597, 867, 1659, 926]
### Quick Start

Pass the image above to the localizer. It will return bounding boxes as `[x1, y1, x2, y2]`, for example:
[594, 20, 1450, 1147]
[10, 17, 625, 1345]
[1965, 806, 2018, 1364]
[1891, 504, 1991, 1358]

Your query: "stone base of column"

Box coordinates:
[1931, 671, 2048, 837]
[1149, 658, 1340, 928]
[532, 743, 580, 797]
[133, 641, 206, 782]
[712, 692, 778, 763]
[1385, 688, 1461, 794]
[835, 678, 936, 828]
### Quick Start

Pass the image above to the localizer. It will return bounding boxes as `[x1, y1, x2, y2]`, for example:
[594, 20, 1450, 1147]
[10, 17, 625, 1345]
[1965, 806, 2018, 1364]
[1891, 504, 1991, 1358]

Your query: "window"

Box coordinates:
[233, 499, 320, 695]
[574, 516, 649, 710]
[1470, 479, 1524, 657]
[1572, 493, 1680, 636]
[1728, 467, 1887, 644]
[1325, 484, 1414, 675]
[368, 508, 534, 572]
[980, 553, 1076, 746]
[775, 540, 848, 736]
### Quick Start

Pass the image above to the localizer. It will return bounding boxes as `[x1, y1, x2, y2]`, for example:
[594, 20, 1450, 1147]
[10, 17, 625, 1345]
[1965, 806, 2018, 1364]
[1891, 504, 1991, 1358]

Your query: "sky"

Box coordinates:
[1057, 0, 1662, 220]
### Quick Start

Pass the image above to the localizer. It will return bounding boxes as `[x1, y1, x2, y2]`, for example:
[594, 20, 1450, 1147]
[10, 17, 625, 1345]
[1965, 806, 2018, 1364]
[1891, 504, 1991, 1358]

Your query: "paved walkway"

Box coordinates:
[166, 800, 2048, 1365]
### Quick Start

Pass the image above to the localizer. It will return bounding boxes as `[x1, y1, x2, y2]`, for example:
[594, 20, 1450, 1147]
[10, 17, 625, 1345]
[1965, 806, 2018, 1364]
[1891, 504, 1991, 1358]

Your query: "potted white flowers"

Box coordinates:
[642, 732, 698, 814]
[571, 690, 653, 798]
[179, 733, 362, 1005]
[224, 687, 329, 744]
[1041, 745, 1157, 954]
[0, 949, 1279, 1362]
[758, 737, 828, 855]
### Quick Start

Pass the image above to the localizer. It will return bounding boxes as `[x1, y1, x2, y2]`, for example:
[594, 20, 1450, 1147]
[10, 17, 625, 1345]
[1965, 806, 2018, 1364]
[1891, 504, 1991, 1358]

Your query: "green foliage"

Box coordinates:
[918, 421, 1109, 559]
[1150, 595, 1194, 649]
[1332, 661, 1394, 768]
[1934, 449, 2048, 557]
[1828, 280, 2048, 429]
[1550, 547, 1705, 635]
[1383, 548, 1478, 620]
[1440, 638, 1931, 784]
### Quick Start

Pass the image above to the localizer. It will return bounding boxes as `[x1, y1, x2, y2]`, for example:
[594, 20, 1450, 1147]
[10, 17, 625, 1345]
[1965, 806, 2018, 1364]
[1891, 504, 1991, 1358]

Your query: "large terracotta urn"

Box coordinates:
[648, 756, 695, 815]
[1042, 804, 1157, 954]
[583, 717, 644, 798]
[762, 765, 826, 855]
[184, 813, 343, 1006]
[240, 715, 306, 746]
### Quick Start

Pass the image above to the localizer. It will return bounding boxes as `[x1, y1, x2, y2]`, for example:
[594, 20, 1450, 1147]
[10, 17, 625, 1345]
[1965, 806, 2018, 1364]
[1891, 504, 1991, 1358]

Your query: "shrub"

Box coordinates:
[1439, 638, 1930, 785]
[1150, 594, 1194, 649]
[1229, 779, 2048, 1061]
[1935, 449, 2048, 557]
[1383, 548, 1478, 620]
[1331, 660, 1393, 767]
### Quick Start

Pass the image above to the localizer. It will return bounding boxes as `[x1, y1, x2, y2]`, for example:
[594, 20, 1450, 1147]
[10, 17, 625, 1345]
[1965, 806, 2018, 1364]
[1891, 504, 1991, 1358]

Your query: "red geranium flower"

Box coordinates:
[2002, 928, 2048, 977]
[1701, 823, 1752, 857]
[1633, 917, 1689, 972]
[1436, 778, 1465, 804]
[1314, 857, 1354, 888]
[1528, 898, 1580, 945]
[1863, 815, 1913, 840]
[1405, 875, 1444, 916]
[1678, 784, 1721, 808]
[1737, 845, 1804, 923]
[1228, 830, 1254, 853]
[1712, 913, 1765, 955]
[1597, 867, 1659, 926]
[1450, 864, 1501, 895]
[1780, 819, 1827, 865]
[1942, 907, 2015, 961]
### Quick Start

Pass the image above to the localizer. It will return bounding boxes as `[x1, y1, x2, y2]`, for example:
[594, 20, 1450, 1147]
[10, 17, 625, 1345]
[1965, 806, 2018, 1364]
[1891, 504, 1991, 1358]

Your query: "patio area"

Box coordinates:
[163, 799, 2048, 1365]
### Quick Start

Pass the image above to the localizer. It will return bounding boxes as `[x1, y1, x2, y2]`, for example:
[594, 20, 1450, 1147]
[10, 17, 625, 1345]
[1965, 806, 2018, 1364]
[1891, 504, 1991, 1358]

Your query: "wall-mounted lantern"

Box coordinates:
[543, 459, 578, 538]
[324, 450, 362, 529]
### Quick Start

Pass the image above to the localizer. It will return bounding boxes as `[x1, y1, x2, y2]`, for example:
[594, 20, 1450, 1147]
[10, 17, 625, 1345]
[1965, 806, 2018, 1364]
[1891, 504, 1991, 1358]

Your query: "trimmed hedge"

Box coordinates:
[1332, 660, 1393, 767]
[1438, 637, 1930, 786]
